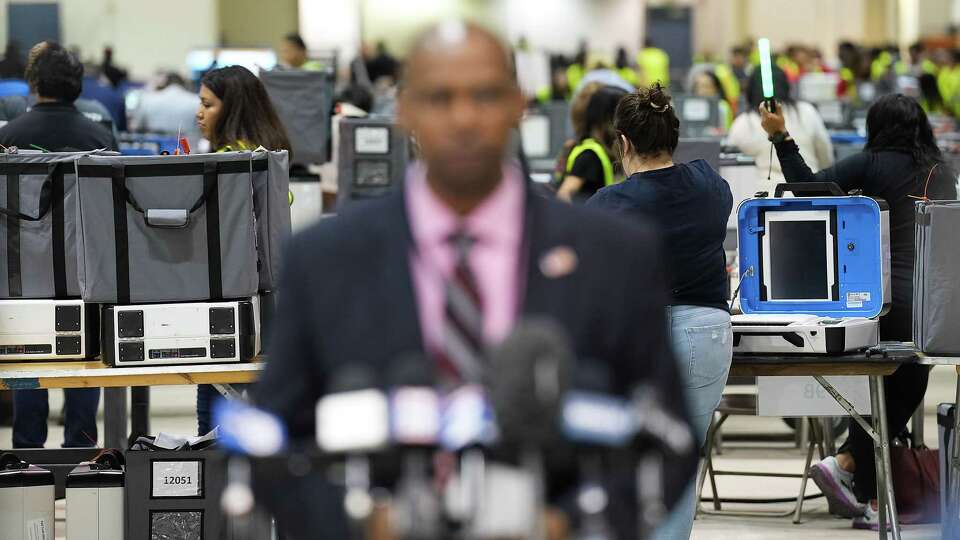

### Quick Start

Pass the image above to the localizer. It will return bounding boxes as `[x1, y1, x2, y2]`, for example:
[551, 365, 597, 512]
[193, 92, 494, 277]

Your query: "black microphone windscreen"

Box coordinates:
[386, 352, 436, 388]
[488, 317, 574, 448]
[573, 361, 612, 394]
[328, 364, 380, 393]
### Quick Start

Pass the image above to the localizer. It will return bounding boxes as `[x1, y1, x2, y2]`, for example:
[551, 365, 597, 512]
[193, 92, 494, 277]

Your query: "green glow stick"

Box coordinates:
[758, 38, 775, 104]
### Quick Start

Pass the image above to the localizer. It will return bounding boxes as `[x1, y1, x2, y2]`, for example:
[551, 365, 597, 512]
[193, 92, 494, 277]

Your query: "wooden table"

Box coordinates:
[0, 359, 263, 449]
[728, 348, 916, 540]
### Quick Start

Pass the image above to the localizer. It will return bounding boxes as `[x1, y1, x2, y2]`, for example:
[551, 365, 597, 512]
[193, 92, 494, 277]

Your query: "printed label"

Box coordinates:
[354, 127, 390, 154]
[846, 292, 871, 308]
[27, 518, 49, 540]
[152, 461, 202, 497]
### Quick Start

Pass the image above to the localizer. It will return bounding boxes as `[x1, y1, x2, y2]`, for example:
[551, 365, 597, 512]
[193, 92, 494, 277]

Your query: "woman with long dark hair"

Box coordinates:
[557, 85, 627, 201]
[197, 65, 291, 153]
[194, 65, 290, 436]
[760, 93, 957, 529]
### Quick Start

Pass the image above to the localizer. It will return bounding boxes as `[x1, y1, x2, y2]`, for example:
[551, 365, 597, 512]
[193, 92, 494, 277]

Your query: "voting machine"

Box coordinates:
[732, 183, 890, 354]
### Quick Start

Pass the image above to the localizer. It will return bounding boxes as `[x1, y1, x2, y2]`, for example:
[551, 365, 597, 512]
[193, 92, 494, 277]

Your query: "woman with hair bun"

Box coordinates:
[587, 82, 733, 540]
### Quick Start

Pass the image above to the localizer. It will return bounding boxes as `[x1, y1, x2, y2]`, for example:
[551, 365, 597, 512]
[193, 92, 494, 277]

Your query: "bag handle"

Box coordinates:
[773, 182, 846, 198]
[0, 163, 57, 222]
[0, 452, 27, 470]
[111, 162, 219, 229]
[91, 448, 125, 469]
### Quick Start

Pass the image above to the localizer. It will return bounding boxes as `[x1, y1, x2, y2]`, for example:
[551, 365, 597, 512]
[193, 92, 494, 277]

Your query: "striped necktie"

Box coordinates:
[441, 230, 486, 383]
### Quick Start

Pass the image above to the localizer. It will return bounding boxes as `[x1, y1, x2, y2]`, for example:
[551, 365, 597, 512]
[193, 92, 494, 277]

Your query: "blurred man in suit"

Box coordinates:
[254, 21, 695, 538]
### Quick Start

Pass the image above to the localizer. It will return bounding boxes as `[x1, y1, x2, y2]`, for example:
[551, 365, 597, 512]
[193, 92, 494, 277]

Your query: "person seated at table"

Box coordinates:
[556, 85, 627, 202]
[759, 93, 957, 529]
[586, 82, 734, 539]
[194, 65, 291, 435]
[1, 42, 113, 448]
[0, 41, 116, 152]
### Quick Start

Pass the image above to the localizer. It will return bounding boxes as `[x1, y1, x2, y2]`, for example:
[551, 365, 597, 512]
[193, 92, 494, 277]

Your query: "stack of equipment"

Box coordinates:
[66, 451, 124, 540]
[0, 151, 101, 361]
[0, 453, 55, 540]
[732, 183, 890, 354]
[73, 151, 290, 366]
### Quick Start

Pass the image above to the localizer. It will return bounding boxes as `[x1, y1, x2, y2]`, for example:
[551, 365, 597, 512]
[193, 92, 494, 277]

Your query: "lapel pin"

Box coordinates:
[540, 246, 578, 279]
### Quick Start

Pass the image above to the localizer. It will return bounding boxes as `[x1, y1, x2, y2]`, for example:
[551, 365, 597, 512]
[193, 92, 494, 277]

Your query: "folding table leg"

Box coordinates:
[103, 387, 128, 450]
[793, 418, 818, 524]
[948, 366, 960, 539]
[871, 375, 901, 540]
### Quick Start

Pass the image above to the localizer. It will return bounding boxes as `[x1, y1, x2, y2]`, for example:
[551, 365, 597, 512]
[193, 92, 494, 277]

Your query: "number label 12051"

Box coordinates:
[163, 476, 193, 485]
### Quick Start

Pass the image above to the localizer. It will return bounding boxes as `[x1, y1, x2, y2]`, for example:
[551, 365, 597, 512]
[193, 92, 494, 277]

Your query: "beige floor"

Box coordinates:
[2, 365, 956, 540]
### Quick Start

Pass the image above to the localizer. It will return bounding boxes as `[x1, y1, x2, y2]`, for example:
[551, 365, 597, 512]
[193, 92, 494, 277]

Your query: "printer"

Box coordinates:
[732, 183, 890, 354]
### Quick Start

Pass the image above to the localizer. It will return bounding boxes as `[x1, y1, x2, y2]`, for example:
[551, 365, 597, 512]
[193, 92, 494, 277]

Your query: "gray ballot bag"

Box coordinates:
[261, 69, 334, 166]
[74, 152, 281, 303]
[0, 151, 102, 299]
[913, 200, 960, 354]
[250, 150, 291, 293]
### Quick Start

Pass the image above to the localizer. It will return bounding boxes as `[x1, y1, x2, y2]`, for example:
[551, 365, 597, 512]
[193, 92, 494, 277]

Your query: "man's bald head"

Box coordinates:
[397, 21, 525, 214]
[402, 21, 515, 90]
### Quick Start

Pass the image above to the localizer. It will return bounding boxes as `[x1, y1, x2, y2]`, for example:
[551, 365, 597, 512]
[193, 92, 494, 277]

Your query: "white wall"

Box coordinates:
[0, 0, 218, 79]
[300, 0, 362, 68]
[496, 0, 643, 58]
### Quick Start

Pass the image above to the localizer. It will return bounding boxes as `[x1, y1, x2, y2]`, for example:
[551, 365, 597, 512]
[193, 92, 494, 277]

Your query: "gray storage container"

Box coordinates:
[75, 153, 268, 304]
[250, 150, 290, 293]
[913, 200, 960, 355]
[0, 152, 94, 299]
[261, 69, 334, 167]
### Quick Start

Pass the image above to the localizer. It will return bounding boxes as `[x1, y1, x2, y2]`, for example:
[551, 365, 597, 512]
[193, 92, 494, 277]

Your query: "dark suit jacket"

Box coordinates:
[254, 184, 695, 537]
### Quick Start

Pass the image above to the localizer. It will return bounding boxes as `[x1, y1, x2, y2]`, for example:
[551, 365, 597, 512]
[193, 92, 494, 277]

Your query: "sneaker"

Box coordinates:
[809, 456, 866, 518]
[852, 500, 892, 531]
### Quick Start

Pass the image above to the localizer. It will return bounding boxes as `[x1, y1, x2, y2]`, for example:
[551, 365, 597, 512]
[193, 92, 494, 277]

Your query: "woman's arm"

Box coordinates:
[759, 102, 867, 191]
[557, 175, 584, 202]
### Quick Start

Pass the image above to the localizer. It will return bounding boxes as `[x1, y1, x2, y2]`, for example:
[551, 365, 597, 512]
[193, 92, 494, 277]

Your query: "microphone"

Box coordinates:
[562, 362, 624, 540]
[629, 383, 697, 534]
[384, 354, 443, 540]
[315, 366, 385, 526]
[486, 318, 576, 540]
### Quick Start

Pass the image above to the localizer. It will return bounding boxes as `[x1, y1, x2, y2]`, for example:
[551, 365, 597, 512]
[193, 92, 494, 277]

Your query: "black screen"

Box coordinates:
[768, 220, 830, 300]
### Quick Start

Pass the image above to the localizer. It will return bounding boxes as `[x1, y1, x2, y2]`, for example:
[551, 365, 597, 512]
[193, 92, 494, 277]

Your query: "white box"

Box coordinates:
[66, 462, 124, 540]
[103, 300, 255, 367]
[0, 460, 55, 540]
[732, 314, 879, 355]
[0, 299, 97, 361]
[757, 375, 872, 417]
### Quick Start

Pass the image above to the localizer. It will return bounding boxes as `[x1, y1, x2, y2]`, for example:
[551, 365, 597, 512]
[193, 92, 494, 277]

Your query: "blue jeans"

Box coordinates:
[197, 383, 248, 436]
[197, 384, 217, 436]
[653, 306, 732, 540]
[13, 388, 100, 448]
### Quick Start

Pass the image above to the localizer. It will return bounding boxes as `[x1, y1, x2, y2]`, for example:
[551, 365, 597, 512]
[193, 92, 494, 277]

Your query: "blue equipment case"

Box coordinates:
[732, 183, 890, 354]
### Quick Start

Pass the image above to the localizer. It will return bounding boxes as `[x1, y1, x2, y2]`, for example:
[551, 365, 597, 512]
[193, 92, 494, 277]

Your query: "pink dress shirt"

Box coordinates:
[405, 161, 525, 356]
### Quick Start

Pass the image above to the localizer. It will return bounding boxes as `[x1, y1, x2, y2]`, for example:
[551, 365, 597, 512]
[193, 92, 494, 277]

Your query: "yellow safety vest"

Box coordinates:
[637, 47, 670, 87]
[566, 138, 616, 187]
[617, 67, 639, 87]
[714, 64, 740, 107]
[566, 63, 586, 92]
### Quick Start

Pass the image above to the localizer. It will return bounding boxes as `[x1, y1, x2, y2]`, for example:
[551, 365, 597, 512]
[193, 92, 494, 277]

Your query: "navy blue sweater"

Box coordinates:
[587, 159, 733, 311]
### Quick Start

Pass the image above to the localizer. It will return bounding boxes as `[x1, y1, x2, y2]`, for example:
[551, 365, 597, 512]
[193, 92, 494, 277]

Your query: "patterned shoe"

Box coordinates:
[809, 456, 866, 518]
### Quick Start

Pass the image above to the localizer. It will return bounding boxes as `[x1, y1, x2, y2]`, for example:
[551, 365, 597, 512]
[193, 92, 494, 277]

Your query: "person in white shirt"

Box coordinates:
[728, 65, 834, 194]
[129, 72, 200, 143]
